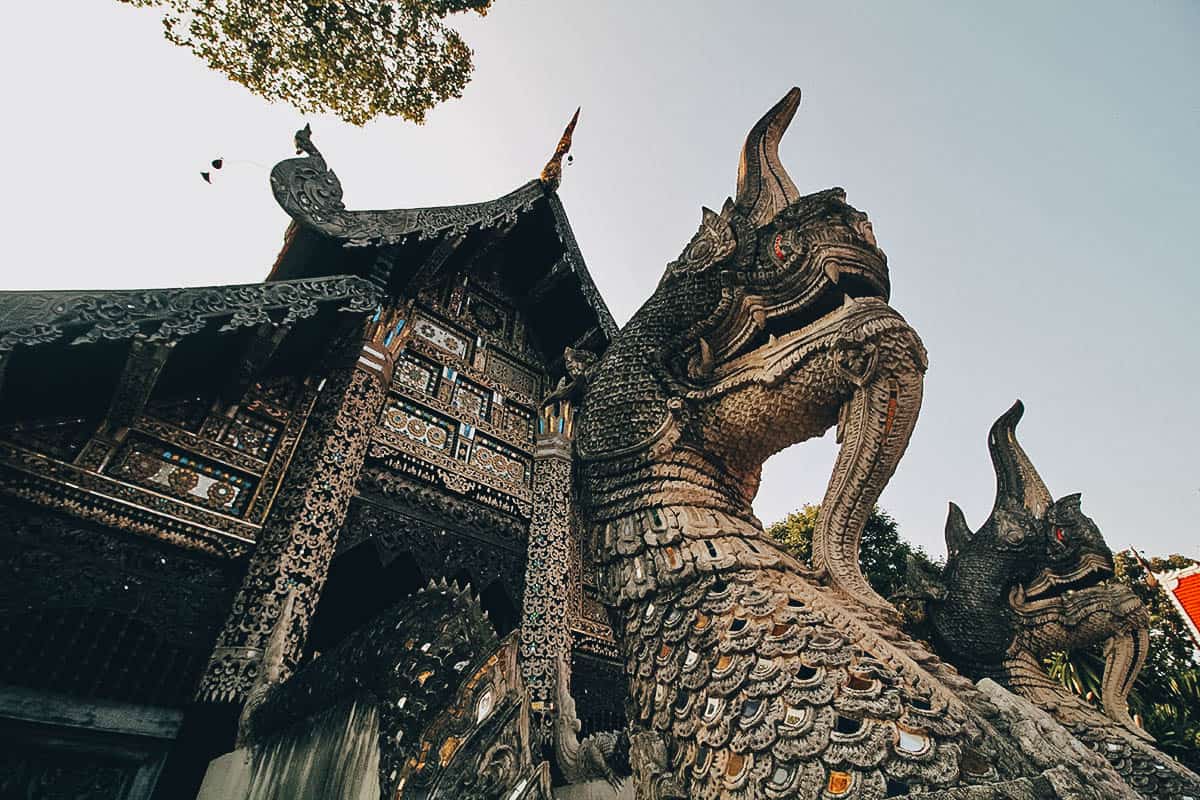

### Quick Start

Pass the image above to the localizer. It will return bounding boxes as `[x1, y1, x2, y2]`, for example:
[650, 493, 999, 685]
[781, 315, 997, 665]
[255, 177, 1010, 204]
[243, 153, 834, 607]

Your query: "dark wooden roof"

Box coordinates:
[0, 119, 617, 419]
[0, 277, 378, 423]
[266, 126, 618, 358]
[0, 277, 378, 353]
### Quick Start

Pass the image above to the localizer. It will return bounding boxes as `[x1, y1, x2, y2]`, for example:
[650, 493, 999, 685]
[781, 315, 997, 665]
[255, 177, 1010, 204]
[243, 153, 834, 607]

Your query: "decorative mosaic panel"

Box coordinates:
[0, 372, 314, 555]
[381, 400, 455, 454]
[451, 378, 490, 422]
[411, 313, 469, 359]
[368, 430, 532, 518]
[361, 282, 549, 527]
[497, 404, 535, 448]
[466, 293, 508, 336]
[108, 438, 257, 517]
[219, 411, 281, 460]
[392, 352, 439, 396]
[485, 351, 540, 400]
[469, 435, 530, 489]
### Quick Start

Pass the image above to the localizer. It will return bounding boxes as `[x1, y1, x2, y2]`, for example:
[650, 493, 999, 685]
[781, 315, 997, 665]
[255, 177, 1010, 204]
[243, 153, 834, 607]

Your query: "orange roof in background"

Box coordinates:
[1171, 571, 1200, 627]
[1160, 564, 1200, 651]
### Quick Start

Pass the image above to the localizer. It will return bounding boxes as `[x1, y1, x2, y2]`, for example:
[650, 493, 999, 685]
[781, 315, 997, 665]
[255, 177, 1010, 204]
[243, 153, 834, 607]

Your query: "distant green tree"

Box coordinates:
[766, 504, 822, 564]
[118, 0, 493, 125]
[765, 504, 940, 600]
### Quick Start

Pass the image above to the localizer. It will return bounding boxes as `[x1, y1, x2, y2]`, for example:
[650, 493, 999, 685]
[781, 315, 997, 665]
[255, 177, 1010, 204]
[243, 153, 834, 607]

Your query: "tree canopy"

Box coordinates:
[765, 503, 940, 600]
[119, 0, 493, 125]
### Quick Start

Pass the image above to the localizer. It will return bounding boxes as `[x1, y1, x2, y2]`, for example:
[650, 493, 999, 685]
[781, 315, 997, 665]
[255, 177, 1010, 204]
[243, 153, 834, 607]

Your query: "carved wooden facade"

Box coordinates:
[0, 279, 378, 556]
[0, 121, 623, 798]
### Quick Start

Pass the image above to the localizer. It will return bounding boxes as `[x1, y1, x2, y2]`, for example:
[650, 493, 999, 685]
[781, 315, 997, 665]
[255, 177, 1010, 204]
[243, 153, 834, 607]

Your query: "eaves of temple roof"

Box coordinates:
[0, 277, 378, 425]
[265, 115, 617, 367]
[0, 112, 616, 422]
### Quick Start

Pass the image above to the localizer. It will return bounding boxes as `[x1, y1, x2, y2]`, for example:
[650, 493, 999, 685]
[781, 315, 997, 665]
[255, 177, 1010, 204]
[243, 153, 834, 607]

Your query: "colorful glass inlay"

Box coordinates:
[393, 352, 438, 395]
[114, 442, 255, 516]
[382, 401, 454, 451]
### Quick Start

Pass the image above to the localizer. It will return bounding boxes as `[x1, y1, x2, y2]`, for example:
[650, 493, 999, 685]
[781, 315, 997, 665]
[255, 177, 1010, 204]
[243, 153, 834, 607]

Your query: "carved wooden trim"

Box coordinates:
[196, 342, 388, 703]
[0, 276, 378, 353]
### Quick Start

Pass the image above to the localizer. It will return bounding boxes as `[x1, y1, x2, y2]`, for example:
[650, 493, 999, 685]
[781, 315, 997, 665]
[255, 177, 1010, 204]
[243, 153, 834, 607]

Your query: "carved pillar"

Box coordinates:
[519, 399, 578, 738]
[195, 308, 408, 703]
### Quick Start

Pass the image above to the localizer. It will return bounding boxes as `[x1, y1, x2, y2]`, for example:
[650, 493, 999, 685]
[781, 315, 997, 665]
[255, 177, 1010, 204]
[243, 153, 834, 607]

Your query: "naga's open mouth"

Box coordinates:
[1018, 552, 1114, 603]
[684, 263, 910, 401]
[736, 271, 885, 360]
[1007, 551, 1153, 741]
[716, 247, 890, 370]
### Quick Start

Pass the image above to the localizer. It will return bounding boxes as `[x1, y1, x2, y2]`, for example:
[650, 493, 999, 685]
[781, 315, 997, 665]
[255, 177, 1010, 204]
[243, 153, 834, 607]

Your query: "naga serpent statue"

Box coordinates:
[574, 89, 1194, 799]
[899, 401, 1200, 798]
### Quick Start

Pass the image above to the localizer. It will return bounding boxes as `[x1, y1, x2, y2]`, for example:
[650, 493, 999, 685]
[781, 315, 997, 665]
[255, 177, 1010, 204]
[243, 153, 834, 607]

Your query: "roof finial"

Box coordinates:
[1128, 547, 1159, 589]
[541, 107, 580, 190]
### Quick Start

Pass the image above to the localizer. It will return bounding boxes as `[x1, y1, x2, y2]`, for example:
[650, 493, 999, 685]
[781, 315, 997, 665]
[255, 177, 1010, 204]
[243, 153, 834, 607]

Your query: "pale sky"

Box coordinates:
[1, 1, 1197, 560]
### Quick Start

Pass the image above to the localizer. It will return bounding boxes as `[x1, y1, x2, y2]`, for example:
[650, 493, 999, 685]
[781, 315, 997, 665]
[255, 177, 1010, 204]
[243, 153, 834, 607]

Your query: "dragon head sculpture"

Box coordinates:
[911, 401, 1151, 739]
[568, 90, 1199, 799]
[578, 88, 927, 612]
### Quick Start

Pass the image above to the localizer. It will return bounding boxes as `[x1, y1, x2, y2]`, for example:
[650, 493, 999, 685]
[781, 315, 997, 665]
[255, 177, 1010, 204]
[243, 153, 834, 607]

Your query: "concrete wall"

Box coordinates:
[196, 700, 379, 800]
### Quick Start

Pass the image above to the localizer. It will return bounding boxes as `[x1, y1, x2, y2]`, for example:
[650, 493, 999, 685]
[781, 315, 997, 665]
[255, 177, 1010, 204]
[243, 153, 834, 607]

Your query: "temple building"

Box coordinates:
[7, 81, 1200, 800]
[1159, 565, 1200, 650]
[1145, 561, 1200, 652]
[0, 116, 626, 799]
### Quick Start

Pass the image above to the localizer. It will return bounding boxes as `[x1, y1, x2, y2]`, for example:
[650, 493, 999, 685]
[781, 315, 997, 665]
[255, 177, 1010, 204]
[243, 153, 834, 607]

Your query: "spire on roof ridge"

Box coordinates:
[540, 107, 580, 191]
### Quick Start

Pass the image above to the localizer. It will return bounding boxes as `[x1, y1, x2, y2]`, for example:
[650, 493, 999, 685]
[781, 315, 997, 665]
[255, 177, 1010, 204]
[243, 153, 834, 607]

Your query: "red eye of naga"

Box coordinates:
[773, 233, 786, 260]
[1055, 527, 1065, 543]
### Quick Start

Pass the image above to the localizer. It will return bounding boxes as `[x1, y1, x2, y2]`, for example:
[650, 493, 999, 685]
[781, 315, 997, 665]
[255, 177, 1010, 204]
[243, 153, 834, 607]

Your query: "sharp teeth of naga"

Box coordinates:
[751, 308, 766, 330]
[843, 293, 854, 308]
[825, 263, 841, 283]
[769, 333, 778, 345]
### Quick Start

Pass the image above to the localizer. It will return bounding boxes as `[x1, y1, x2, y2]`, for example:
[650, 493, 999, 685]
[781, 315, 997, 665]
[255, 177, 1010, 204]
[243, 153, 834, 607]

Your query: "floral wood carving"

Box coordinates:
[197, 337, 389, 703]
[0, 277, 378, 352]
[270, 125, 544, 247]
[518, 431, 575, 717]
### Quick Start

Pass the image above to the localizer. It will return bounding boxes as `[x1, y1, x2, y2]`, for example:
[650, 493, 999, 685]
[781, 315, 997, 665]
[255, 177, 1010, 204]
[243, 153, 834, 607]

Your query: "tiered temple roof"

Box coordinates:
[0, 114, 624, 799]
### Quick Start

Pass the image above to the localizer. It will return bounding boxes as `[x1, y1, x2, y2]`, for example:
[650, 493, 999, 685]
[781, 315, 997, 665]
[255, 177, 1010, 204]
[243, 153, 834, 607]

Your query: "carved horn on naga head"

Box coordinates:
[735, 87, 803, 227]
[988, 400, 1053, 518]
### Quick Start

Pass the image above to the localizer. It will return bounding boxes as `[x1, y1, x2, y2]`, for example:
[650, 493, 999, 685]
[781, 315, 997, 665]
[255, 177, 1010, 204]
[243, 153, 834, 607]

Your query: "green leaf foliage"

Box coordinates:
[765, 503, 941, 600]
[118, 0, 494, 125]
